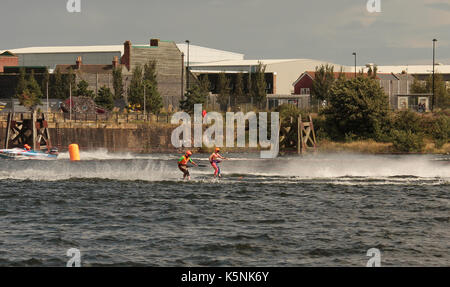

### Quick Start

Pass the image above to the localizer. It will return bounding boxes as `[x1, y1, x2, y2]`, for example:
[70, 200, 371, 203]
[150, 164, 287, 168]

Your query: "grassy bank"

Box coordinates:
[318, 139, 450, 154]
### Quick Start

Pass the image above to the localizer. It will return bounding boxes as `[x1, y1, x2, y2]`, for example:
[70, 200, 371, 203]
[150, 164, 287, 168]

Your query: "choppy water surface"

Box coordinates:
[0, 151, 449, 266]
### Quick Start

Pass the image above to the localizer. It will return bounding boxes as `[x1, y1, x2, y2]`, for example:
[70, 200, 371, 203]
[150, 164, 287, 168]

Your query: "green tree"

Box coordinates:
[144, 60, 158, 86]
[96, 86, 114, 110]
[234, 72, 246, 105]
[144, 80, 163, 114]
[53, 68, 65, 99]
[26, 71, 43, 99]
[112, 67, 124, 100]
[323, 76, 390, 141]
[246, 72, 253, 104]
[217, 72, 231, 111]
[75, 80, 94, 98]
[41, 68, 50, 99]
[411, 73, 449, 109]
[16, 68, 27, 96]
[367, 65, 378, 79]
[180, 82, 208, 113]
[64, 68, 76, 98]
[311, 64, 335, 102]
[253, 62, 267, 108]
[410, 76, 427, 94]
[128, 65, 144, 107]
[17, 89, 42, 111]
[142, 60, 163, 114]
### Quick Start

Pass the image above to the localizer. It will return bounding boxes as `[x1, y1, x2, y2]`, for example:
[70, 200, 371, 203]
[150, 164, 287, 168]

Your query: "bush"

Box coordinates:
[391, 130, 425, 153]
[430, 115, 449, 149]
[322, 76, 390, 141]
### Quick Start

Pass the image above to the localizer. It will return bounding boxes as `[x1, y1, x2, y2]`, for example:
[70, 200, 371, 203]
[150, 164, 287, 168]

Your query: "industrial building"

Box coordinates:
[0, 51, 18, 73]
[190, 59, 347, 95]
[1, 43, 244, 69]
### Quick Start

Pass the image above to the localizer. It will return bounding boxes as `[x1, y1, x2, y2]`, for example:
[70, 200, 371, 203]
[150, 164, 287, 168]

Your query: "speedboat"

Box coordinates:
[0, 148, 59, 160]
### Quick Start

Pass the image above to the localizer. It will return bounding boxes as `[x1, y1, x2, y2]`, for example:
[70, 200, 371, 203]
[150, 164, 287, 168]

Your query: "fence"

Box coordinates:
[0, 111, 175, 124]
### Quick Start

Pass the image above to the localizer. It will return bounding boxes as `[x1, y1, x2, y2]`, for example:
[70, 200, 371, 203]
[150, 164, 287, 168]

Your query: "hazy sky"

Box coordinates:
[1, 0, 449, 66]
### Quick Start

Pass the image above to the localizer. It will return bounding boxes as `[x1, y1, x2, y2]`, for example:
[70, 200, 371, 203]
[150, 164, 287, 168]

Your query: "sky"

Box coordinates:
[1, 0, 449, 66]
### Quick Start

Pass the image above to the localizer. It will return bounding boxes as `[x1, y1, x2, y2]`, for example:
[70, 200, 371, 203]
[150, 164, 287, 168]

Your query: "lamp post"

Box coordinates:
[432, 39, 437, 111]
[185, 40, 190, 90]
[352, 52, 357, 78]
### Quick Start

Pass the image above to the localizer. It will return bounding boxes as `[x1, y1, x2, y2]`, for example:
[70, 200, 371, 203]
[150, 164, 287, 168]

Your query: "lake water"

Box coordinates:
[0, 151, 449, 266]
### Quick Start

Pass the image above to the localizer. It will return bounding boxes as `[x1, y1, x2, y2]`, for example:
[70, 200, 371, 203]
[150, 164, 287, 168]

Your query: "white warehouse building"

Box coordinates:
[1, 43, 244, 69]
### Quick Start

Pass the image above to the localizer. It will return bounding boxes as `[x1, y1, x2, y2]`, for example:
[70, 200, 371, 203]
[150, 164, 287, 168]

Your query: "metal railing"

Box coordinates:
[0, 111, 175, 124]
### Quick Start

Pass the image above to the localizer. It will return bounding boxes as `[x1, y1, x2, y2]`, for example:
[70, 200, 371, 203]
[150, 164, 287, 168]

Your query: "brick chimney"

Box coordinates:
[121, 40, 132, 71]
[76, 56, 82, 69]
[112, 56, 119, 68]
[150, 38, 159, 47]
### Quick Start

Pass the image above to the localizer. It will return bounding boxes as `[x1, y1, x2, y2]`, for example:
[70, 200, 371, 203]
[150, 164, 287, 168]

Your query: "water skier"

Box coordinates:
[178, 151, 197, 180]
[209, 148, 227, 178]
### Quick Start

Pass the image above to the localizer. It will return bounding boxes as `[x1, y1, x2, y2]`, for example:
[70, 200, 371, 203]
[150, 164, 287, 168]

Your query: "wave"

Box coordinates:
[0, 153, 449, 183]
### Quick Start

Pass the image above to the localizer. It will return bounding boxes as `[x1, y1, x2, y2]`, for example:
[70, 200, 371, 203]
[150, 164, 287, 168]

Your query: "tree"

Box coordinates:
[322, 77, 390, 141]
[41, 68, 50, 99]
[96, 86, 114, 110]
[144, 60, 158, 86]
[180, 82, 208, 113]
[246, 72, 253, 104]
[410, 76, 427, 94]
[26, 70, 43, 99]
[16, 68, 27, 96]
[411, 73, 449, 109]
[75, 80, 94, 98]
[17, 89, 42, 111]
[144, 80, 163, 114]
[216, 72, 231, 111]
[65, 68, 76, 98]
[367, 65, 378, 79]
[142, 60, 163, 114]
[311, 64, 335, 102]
[234, 72, 246, 105]
[112, 67, 124, 100]
[53, 68, 66, 99]
[253, 62, 267, 108]
[128, 65, 144, 108]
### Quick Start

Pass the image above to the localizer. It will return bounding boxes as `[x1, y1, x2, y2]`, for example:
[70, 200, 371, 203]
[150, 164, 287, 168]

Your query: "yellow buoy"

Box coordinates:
[69, 144, 80, 161]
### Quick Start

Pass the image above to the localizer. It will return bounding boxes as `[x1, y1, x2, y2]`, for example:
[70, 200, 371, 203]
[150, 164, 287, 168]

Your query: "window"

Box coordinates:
[300, 88, 310, 95]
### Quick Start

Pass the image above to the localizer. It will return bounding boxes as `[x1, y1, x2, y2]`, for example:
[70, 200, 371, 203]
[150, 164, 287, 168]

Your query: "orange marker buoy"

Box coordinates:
[69, 144, 80, 161]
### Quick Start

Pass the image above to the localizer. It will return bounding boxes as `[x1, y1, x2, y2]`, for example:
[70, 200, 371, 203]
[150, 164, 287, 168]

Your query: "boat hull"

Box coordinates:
[0, 149, 58, 160]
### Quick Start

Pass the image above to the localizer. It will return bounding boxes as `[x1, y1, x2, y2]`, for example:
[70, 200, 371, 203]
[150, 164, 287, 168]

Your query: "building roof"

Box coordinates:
[1, 45, 124, 55]
[360, 65, 450, 75]
[0, 51, 17, 57]
[176, 44, 244, 64]
[1, 43, 246, 64]
[192, 59, 303, 67]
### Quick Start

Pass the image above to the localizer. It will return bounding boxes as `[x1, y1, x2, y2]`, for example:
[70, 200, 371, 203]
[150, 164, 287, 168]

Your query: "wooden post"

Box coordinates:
[32, 110, 37, 151]
[297, 115, 301, 155]
[5, 112, 12, 149]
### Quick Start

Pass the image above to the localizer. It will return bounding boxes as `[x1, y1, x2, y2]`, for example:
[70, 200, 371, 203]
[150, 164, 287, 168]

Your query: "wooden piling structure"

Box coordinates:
[4, 111, 52, 151]
[297, 114, 317, 154]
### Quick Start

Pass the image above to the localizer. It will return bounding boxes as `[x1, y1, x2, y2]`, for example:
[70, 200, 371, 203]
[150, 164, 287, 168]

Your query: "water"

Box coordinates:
[0, 151, 449, 267]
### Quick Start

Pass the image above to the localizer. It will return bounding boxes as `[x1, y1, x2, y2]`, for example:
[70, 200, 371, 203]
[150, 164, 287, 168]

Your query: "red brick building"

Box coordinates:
[0, 51, 19, 73]
[292, 71, 365, 95]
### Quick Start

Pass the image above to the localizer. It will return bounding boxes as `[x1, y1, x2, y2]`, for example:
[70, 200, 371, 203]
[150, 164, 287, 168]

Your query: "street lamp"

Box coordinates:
[432, 38, 437, 111]
[352, 52, 357, 78]
[185, 40, 190, 90]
